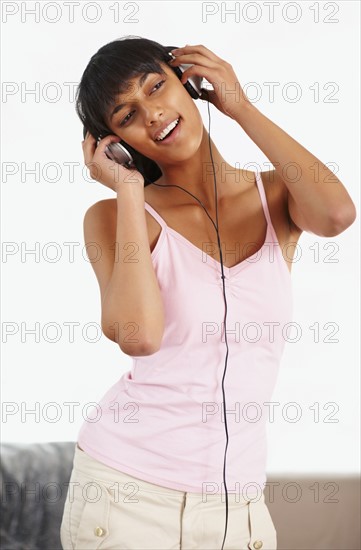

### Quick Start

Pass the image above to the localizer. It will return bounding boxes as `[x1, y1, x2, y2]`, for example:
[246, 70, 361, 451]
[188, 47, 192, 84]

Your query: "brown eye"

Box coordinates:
[153, 80, 165, 92]
[119, 79, 165, 127]
[119, 111, 134, 127]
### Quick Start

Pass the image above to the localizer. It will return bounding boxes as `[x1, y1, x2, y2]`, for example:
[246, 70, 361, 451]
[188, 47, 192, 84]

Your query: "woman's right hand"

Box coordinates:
[81, 131, 145, 192]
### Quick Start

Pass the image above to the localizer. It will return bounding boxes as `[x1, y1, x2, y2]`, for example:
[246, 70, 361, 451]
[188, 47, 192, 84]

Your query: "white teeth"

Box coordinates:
[156, 118, 180, 141]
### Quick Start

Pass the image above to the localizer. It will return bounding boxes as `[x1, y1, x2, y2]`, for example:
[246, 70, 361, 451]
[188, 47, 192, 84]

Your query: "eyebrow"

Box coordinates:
[110, 72, 153, 120]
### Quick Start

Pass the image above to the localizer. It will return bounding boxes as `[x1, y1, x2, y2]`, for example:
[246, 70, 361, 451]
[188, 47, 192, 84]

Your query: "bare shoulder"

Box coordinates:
[84, 198, 117, 220]
[260, 169, 303, 240]
[83, 199, 118, 307]
[83, 199, 118, 242]
[84, 196, 159, 256]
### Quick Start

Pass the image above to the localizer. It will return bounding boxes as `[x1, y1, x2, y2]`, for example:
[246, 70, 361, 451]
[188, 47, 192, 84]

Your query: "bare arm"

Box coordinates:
[232, 102, 357, 237]
[101, 183, 165, 355]
[170, 44, 356, 236]
[82, 132, 165, 356]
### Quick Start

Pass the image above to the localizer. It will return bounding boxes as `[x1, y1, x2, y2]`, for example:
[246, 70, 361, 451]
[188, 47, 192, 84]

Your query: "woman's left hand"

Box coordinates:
[169, 44, 252, 120]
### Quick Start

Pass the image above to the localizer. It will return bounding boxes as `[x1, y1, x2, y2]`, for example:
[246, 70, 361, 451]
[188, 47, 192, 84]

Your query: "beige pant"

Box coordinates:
[60, 444, 277, 550]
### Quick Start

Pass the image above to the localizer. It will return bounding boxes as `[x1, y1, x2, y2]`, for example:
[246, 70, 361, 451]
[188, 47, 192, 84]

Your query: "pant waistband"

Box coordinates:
[73, 443, 264, 504]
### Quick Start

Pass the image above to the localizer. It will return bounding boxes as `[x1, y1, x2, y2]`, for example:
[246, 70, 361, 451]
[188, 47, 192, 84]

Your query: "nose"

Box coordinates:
[142, 102, 164, 126]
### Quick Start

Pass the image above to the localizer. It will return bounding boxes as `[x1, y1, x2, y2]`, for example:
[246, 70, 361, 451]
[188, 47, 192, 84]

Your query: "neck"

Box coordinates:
[150, 125, 236, 207]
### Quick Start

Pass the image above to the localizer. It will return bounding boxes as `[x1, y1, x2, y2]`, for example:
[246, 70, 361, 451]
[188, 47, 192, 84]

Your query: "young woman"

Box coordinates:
[60, 36, 356, 550]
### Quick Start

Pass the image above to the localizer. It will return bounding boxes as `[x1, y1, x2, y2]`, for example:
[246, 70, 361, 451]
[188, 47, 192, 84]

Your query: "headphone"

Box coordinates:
[85, 45, 232, 550]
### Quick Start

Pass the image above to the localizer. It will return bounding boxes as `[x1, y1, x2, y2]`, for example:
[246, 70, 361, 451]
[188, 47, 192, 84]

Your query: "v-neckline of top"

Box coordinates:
[144, 172, 273, 276]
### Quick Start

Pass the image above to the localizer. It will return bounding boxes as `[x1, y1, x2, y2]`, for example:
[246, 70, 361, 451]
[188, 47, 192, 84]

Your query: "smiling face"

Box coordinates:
[106, 62, 204, 167]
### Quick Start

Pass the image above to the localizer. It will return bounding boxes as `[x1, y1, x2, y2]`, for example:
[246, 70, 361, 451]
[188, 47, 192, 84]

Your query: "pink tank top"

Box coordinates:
[78, 171, 293, 494]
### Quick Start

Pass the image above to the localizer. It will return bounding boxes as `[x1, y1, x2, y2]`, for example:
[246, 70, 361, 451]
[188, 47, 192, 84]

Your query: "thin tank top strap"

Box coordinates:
[254, 171, 272, 226]
[145, 175, 273, 232]
[144, 201, 168, 229]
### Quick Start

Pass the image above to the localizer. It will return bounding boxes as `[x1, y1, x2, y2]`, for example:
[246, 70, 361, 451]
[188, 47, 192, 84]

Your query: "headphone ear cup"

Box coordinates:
[105, 139, 162, 184]
[165, 47, 202, 100]
[105, 142, 134, 166]
[172, 63, 202, 99]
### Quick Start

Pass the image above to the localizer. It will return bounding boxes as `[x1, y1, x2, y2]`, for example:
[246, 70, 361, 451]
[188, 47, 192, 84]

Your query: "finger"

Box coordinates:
[96, 135, 123, 156]
[169, 52, 215, 69]
[82, 133, 97, 166]
[82, 129, 95, 143]
[82, 134, 120, 166]
[171, 44, 221, 62]
[178, 64, 215, 85]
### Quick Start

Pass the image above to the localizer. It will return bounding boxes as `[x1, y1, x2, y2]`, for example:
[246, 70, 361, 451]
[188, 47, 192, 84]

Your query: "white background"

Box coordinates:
[1, 1, 360, 475]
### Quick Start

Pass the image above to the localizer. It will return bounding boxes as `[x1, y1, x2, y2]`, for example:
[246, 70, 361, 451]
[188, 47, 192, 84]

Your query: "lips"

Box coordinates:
[154, 117, 182, 145]
[153, 117, 180, 141]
